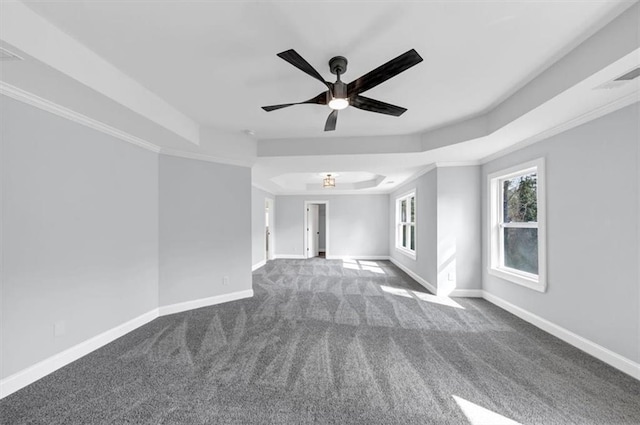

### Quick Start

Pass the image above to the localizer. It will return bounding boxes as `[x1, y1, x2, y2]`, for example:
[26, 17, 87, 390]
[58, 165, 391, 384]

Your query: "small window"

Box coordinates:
[488, 158, 546, 292]
[396, 191, 416, 259]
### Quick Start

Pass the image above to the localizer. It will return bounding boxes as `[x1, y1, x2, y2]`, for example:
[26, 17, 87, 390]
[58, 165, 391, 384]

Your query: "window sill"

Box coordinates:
[488, 267, 546, 293]
[395, 247, 416, 260]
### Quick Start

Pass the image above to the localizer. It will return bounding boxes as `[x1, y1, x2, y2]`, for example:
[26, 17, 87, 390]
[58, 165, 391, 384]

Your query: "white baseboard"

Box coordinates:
[0, 309, 159, 399]
[158, 289, 254, 316]
[326, 255, 390, 261]
[252, 260, 266, 271]
[389, 257, 438, 294]
[449, 289, 484, 298]
[1, 289, 255, 399]
[273, 254, 306, 259]
[482, 291, 640, 380]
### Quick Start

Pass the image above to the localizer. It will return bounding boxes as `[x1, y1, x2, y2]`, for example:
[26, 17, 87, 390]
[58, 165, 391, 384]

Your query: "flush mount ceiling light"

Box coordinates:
[322, 174, 336, 188]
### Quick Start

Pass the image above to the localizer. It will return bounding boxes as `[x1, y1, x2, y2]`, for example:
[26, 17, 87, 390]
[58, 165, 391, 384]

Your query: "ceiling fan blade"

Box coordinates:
[262, 91, 327, 112]
[277, 49, 331, 89]
[347, 49, 423, 96]
[324, 110, 338, 131]
[350, 95, 407, 116]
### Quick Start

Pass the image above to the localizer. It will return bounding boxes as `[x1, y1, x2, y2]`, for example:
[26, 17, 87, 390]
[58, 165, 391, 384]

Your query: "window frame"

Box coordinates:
[488, 158, 547, 292]
[395, 190, 416, 260]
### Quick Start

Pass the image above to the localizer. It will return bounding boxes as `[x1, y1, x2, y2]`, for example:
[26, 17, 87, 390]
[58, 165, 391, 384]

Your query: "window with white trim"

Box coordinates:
[488, 158, 546, 292]
[395, 191, 416, 259]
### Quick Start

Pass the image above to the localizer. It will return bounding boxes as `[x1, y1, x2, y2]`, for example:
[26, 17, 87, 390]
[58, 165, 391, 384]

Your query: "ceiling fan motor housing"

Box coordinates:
[329, 80, 348, 101]
[329, 56, 348, 76]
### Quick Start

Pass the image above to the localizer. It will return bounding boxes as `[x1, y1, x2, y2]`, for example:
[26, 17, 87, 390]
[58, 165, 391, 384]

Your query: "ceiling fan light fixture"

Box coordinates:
[328, 97, 349, 110]
[322, 174, 336, 188]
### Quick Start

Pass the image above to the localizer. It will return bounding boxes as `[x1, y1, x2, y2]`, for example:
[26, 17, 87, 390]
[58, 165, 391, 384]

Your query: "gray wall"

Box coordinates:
[482, 104, 639, 363]
[1, 96, 159, 379]
[437, 167, 482, 292]
[389, 170, 438, 287]
[389, 166, 482, 294]
[251, 186, 274, 268]
[159, 155, 252, 306]
[275, 195, 389, 258]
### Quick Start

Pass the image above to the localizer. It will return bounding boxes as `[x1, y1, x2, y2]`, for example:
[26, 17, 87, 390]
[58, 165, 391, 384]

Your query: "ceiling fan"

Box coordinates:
[262, 48, 423, 131]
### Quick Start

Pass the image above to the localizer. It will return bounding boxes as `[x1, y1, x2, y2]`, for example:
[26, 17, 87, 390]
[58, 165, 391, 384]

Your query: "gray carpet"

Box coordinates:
[1, 258, 639, 424]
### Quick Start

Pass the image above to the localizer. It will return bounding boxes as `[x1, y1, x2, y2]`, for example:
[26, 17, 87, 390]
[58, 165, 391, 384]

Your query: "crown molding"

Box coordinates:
[1, 81, 161, 153]
[251, 183, 277, 195]
[435, 161, 482, 168]
[1, 0, 200, 145]
[159, 148, 253, 168]
[480, 91, 639, 164]
[1, 82, 258, 168]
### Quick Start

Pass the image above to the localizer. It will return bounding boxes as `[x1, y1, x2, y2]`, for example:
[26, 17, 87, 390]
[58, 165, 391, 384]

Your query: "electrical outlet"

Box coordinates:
[54, 320, 66, 337]
[447, 272, 456, 281]
[223, 276, 229, 285]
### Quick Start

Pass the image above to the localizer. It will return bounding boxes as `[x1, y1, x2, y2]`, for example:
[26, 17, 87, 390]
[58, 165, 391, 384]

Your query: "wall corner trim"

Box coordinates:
[158, 289, 254, 317]
[252, 260, 267, 271]
[482, 291, 640, 381]
[0, 309, 159, 399]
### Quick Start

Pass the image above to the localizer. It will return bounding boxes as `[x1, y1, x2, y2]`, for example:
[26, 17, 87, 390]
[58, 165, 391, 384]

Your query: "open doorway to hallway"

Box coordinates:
[304, 201, 328, 259]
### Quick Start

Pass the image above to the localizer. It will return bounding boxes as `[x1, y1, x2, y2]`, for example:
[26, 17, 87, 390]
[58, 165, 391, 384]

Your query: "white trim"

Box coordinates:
[389, 257, 437, 295]
[435, 161, 482, 168]
[0, 289, 256, 399]
[0, 83, 254, 169]
[251, 183, 276, 195]
[487, 157, 547, 292]
[480, 92, 639, 164]
[0, 82, 161, 154]
[399, 164, 437, 189]
[394, 190, 417, 258]
[270, 190, 392, 196]
[395, 247, 417, 260]
[159, 148, 253, 168]
[448, 289, 484, 298]
[252, 260, 266, 271]
[274, 254, 306, 259]
[0, 309, 159, 399]
[0, 1, 200, 145]
[482, 291, 640, 381]
[326, 255, 390, 261]
[303, 201, 329, 259]
[158, 289, 254, 316]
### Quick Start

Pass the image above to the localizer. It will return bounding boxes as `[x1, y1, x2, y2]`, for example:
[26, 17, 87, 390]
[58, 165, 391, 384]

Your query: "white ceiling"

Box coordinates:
[1, 0, 639, 194]
[18, 0, 633, 138]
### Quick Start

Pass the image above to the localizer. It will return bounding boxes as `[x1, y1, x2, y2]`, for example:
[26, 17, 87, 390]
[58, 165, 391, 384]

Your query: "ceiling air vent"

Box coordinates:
[594, 66, 640, 90]
[0, 47, 24, 61]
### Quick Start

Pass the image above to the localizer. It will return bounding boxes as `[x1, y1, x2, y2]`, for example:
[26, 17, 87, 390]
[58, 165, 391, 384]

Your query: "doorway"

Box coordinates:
[265, 198, 275, 261]
[304, 201, 329, 259]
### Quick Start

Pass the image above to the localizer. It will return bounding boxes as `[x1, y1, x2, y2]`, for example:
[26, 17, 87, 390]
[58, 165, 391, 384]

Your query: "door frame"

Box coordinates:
[266, 197, 275, 261]
[303, 200, 329, 259]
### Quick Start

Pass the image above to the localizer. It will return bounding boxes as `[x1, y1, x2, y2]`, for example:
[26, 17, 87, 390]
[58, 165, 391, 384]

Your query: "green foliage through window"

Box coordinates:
[503, 173, 537, 223]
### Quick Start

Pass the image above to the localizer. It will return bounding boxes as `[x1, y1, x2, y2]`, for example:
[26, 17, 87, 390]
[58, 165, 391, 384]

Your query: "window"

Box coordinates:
[488, 158, 546, 292]
[396, 191, 416, 259]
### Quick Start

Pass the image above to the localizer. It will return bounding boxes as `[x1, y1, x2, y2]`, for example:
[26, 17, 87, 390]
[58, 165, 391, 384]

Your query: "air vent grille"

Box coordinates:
[0, 47, 23, 61]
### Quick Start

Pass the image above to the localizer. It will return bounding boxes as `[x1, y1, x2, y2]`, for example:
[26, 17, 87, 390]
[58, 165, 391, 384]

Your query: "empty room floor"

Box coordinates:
[1, 258, 639, 424]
